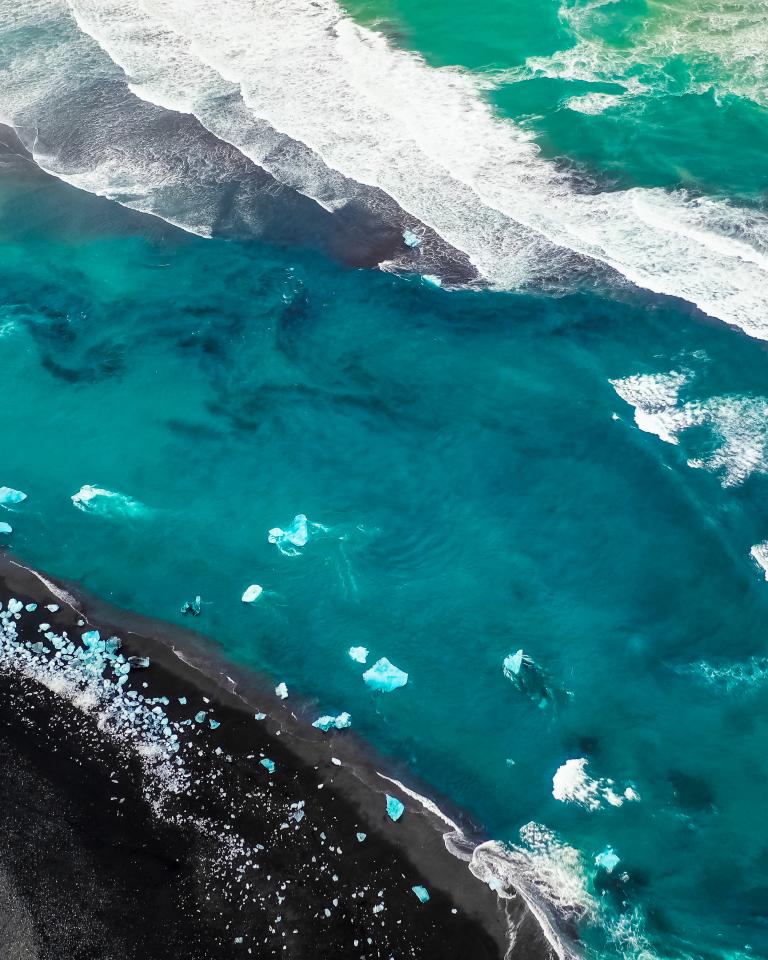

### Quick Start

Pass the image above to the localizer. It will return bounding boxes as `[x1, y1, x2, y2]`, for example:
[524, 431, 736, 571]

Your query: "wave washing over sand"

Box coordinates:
[1, 0, 768, 333]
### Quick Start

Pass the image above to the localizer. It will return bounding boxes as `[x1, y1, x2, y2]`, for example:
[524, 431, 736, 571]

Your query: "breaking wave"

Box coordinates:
[1, 0, 768, 332]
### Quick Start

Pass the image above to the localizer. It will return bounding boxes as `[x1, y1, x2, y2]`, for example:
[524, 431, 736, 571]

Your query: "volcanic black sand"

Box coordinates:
[0, 553, 555, 960]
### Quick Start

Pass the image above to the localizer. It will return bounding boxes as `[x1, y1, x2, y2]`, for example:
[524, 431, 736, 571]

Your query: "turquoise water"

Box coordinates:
[2, 0, 768, 957]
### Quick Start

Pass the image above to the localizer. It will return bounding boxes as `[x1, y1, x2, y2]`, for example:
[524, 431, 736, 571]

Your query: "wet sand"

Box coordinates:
[0, 553, 555, 959]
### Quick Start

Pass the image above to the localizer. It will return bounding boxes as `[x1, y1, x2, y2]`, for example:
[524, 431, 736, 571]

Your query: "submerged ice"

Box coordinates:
[268, 514, 328, 556]
[71, 484, 146, 517]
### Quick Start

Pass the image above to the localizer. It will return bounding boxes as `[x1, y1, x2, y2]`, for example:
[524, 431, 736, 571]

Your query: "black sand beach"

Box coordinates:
[0, 554, 554, 960]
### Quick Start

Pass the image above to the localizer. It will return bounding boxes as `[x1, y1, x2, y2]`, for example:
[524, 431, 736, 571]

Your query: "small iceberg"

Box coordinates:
[268, 514, 327, 556]
[180, 596, 202, 617]
[312, 711, 352, 732]
[0, 486, 26, 507]
[503, 649, 525, 678]
[348, 646, 369, 664]
[356, 832, 367, 842]
[0, 522, 11, 535]
[363, 657, 408, 693]
[260, 758, 276, 774]
[386, 794, 404, 821]
[241, 584, 263, 603]
[411, 885, 430, 903]
[71, 484, 145, 518]
[275, 681, 288, 699]
[595, 847, 620, 873]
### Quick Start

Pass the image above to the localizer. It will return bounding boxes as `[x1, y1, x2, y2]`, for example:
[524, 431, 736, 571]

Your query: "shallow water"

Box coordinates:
[1, 0, 768, 957]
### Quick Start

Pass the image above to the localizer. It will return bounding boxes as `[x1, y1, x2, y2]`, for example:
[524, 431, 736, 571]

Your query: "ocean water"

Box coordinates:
[1, 0, 768, 958]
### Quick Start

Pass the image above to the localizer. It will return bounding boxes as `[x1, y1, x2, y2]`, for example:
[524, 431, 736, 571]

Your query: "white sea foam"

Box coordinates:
[2, 0, 768, 336]
[563, 92, 624, 114]
[552, 757, 639, 810]
[611, 370, 768, 487]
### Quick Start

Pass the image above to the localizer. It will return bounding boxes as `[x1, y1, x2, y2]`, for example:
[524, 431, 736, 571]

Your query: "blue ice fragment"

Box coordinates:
[356, 832, 367, 842]
[0, 522, 12, 535]
[402, 229, 422, 248]
[25, 603, 37, 611]
[505, 758, 516, 767]
[313, 711, 352, 732]
[595, 847, 620, 873]
[209, 718, 220, 730]
[255, 712, 267, 720]
[386, 794, 404, 821]
[503, 649, 524, 678]
[348, 646, 369, 664]
[268, 514, 310, 555]
[195, 711, 207, 723]
[7, 599, 22, 615]
[180, 595, 202, 616]
[0, 486, 27, 507]
[179, 697, 188, 705]
[260, 758, 276, 774]
[412, 885, 430, 903]
[363, 658, 408, 693]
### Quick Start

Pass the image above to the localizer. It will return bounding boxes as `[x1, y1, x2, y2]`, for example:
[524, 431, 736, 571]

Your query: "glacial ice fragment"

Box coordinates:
[595, 847, 620, 873]
[7, 599, 22, 615]
[402, 229, 422, 248]
[242, 584, 263, 603]
[195, 711, 207, 723]
[411, 885, 430, 903]
[209, 718, 220, 730]
[25, 603, 37, 612]
[356, 832, 367, 842]
[260, 758, 276, 774]
[255, 712, 266, 720]
[0, 522, 11, 535]
[268, 514, 327, 555]
[503, 649, 524, 678]
[275, 682, 288, 699]
[363, 658, 408, 692]
[312, 711, 352, 732]
[46, 604, 59, 613]
[386, 794, 404, 821]
[0, 486, 26, 507]
[71, 484, 144, 517]
[81, 630, 100, 644]
[180, 596, 202, 616]
[348, 646, 369, 663]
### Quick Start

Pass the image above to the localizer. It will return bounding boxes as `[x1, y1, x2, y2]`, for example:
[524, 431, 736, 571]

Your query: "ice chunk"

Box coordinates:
[71, 484, 144, 517]
[312, 711, 352, 732]
[595, 847, 620, 873]
[260, 758, 276, 774]
[0, 522, 12, 535]
[275, 682, 288, 699]
[180, 596, 202, 616]
[363, 658, 408, 692]
[356, 832, 367, 842]
[7, 599, 22, 615]
[178, 697, 187, 705]
[82, 630, 100, 644]
[268, 514, 326, 556]
[386, 794, 404, 821]
[348, 646, 369, 664]
[255, 712, 267, 720]
[195, 711, 207, 723]
[402, 229, 422, 248]
[242, 584, 263, 603]
[0, 486, 26, 507]
[503, 649, 524, 678]
[411, 885, 430, 903]
[209, 718, 220, 730]
[25, 603, 37, 612]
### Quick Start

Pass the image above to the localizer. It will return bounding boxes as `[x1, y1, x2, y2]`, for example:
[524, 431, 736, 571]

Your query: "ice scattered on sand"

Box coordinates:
[595, 847, 620, 873]
[363, 658, 408, 692]
[0, 486, 27, 507]
[348, 646, 369, 664]
[268, 514, 328, 556]
[275, 681, 288, 699]
[386, 794, 405, 821]
[241, 584, 263, 603]
[71, 484, 145, 517]
[552, 759, 640, 811]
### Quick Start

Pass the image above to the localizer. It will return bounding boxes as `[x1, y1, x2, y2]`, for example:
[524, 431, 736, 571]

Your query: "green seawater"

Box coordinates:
[1, 0, 768, 956]
[3, 151, 768, 960]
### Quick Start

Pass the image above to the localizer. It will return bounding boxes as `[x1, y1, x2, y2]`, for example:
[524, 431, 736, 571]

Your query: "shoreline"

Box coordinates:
[0, 551, 557, 959]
